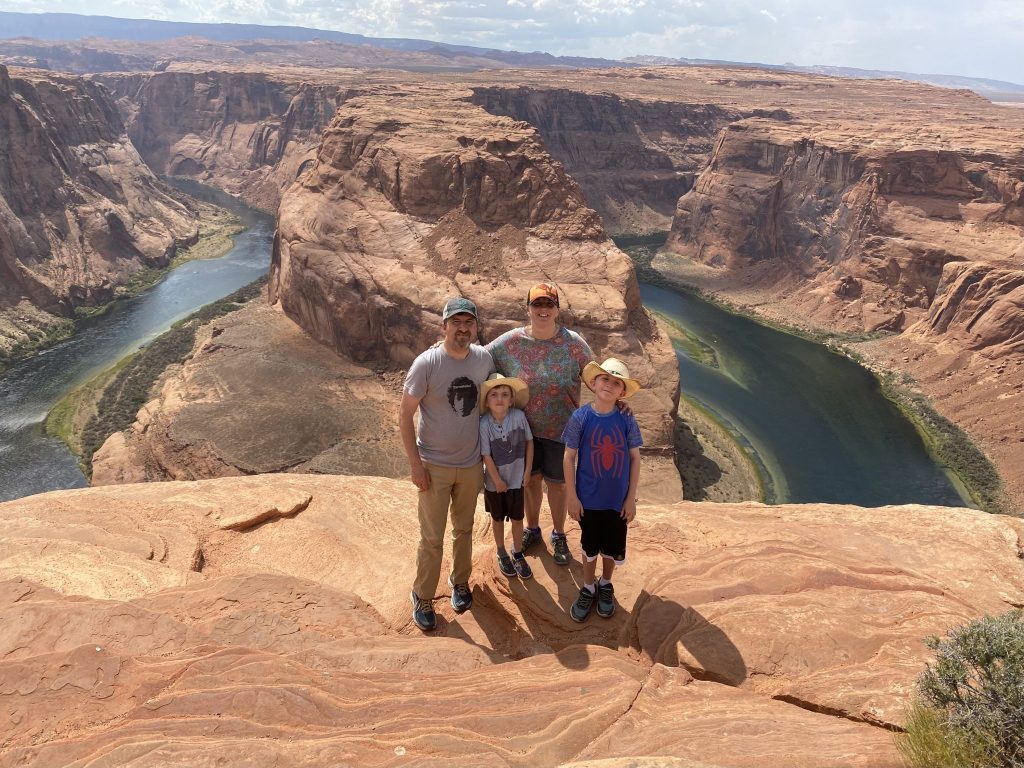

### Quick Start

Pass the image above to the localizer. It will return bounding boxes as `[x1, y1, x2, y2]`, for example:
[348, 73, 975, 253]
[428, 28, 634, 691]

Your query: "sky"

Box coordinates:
[5, 0, 1024, 84]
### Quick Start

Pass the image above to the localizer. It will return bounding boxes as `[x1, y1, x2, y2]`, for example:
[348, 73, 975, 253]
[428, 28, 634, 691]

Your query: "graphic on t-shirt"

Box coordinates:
[448, 376, 478, 416]
[589, 424, 626, 478]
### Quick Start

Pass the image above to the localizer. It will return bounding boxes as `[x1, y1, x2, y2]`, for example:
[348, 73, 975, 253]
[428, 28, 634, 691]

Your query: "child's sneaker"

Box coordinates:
[550, 532, 571, 566]
[521, 527, 542, 553]
[512, 551, 533, 580]
[596, 582, 615, 618]
[570, 587, 595, 622]
[497, 552, 516, 577]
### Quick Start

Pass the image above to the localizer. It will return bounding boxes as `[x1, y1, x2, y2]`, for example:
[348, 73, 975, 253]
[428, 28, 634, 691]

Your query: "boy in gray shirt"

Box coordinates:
[480, 373, 534, 580]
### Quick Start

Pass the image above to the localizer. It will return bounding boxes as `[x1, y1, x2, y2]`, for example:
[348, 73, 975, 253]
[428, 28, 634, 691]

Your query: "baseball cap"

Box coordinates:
[527, 283, 559, 306]
[441, 296, 478, 321]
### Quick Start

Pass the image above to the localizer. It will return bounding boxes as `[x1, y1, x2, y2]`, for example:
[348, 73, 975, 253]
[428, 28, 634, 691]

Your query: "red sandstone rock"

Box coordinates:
[0, 65, 200, 363]
[7, 474, 1020, 764]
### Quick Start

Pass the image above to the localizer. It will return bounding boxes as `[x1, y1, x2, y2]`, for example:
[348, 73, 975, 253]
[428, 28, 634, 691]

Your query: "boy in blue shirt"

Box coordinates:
[561, 358, 643, 621]
[480, 373, 535, 579]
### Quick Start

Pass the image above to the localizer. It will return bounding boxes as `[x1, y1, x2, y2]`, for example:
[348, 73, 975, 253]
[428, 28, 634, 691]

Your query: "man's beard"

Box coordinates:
[452, 332, 472, 349]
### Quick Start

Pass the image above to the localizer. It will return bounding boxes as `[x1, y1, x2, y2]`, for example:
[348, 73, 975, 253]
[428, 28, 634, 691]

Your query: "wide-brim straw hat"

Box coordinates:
[582, 358, 642, 399]
[480, 373, 530, 414]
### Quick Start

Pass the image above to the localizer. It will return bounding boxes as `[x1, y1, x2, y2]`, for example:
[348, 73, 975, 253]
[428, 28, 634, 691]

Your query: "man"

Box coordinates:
[400, 296, 494, 631]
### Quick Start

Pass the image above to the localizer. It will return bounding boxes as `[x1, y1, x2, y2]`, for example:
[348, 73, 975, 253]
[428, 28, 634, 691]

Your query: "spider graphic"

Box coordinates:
[590, 425, 626, 479]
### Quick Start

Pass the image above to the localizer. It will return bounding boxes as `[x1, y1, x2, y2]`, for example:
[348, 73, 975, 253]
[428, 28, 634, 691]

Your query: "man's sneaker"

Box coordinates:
[411, 591, 436, 631]
[512, 551, 533, 580]
[521, 527, 542, 553]
[448, 578, 473, 613]
[596, 582, 615, 618]
[570, 587, 595, 622]
[497, 552, 516, 577]
[551, 532, 571, 566]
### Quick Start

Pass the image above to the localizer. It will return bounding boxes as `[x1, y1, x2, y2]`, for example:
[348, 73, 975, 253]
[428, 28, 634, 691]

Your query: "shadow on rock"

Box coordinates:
[623, 590, 747, 686]
[675, 418, 723, 502]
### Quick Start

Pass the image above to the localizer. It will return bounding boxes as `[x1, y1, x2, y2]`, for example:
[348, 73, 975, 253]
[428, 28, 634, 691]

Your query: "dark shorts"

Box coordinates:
[580, 508, 627, 563]
[484, 487, 525, 522]
[532, 437, 565, 484]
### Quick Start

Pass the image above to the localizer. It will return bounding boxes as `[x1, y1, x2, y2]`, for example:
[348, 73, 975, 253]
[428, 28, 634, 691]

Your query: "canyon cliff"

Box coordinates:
[0, 65, 199, 367]
[268, 85, 679, 465]
[2, 474, 1022, 764]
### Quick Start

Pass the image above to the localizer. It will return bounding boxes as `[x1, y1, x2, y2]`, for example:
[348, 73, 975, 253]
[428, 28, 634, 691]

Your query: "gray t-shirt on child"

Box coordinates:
[404, 344, 494, 468]
[480, 408, 532, 492]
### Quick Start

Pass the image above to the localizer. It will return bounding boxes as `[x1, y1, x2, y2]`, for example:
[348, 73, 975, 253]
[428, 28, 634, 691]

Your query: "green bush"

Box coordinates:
[899, 610, 1024, 767]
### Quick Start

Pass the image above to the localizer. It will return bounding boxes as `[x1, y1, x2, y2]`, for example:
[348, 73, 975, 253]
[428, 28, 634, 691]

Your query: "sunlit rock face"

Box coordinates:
[0, 64, 198, 364]
[3, 474, 1023, 765]
[270, 85, 678, 455]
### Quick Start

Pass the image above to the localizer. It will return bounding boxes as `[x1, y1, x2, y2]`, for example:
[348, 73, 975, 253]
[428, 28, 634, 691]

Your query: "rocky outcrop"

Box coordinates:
[3, 474, 1023, 764]
[98, 70, 356, 211]
[0, 65, 199, 365]
[471, 86, 749, 234]
[270, 85, 678, 458]
[91, 299, 408, 484]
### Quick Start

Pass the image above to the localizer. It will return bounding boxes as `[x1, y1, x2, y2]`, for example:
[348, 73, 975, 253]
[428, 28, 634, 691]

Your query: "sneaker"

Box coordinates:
[570, 587, 595, 622]
[596, 582, 615, 618]
[550, 532, 571, 566]
[521, 527, 542, 553]
[448, 578, 473, 613]
[511, 551, 533, 580]
[410, 591, 436, 631]
[497, 552, 516, 577]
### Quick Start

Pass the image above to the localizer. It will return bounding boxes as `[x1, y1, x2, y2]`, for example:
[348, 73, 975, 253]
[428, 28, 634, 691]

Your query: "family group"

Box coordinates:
[398, 283, 644, 631]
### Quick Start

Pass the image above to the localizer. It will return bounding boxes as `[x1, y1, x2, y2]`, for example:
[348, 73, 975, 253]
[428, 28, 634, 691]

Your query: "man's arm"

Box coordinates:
[399, 392, 430, 491]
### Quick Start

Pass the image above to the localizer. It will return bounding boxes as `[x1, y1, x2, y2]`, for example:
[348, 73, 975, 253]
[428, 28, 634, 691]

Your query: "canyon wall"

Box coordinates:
[471, 85, 752, 234]
[0, 64, 199, 367]
[269, 85, 678, 459]
[98, 69, 356, 211]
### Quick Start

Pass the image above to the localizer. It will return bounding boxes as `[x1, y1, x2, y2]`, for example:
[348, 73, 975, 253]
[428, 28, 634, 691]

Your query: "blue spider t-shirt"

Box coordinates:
[561, 404, 643, 510]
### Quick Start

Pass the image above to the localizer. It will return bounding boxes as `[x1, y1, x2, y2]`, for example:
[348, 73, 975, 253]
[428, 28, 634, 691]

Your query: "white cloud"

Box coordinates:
[6, 0, 1023, 82]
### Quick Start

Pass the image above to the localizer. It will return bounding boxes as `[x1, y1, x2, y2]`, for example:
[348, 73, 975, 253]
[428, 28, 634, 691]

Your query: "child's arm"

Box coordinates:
[621, 446, 641, 522]
[483, 455, 508, 493]
[563, 447, 583, 521]
[523, 438, 534, 487]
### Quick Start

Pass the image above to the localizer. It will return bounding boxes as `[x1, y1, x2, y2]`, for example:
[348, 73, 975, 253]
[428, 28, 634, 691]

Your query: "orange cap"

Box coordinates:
[527, 282, 559, 306]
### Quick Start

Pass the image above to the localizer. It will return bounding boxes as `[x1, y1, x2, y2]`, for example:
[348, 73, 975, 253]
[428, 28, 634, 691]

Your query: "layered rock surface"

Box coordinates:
[0, 64, 199, 365]
[3, 474, 1023, 765]
[91, 299, 408, 484]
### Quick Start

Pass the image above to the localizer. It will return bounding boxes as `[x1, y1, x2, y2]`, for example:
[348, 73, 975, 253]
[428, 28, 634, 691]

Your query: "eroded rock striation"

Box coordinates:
[0, 64, 199, 365]
[3, 474, 1023, 764]
[270, 85, 679, 461]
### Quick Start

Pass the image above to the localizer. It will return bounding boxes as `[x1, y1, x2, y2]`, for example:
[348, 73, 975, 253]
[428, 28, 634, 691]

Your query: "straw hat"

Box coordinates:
[480, 372, 530, 413]
[582, 358, 642, 399]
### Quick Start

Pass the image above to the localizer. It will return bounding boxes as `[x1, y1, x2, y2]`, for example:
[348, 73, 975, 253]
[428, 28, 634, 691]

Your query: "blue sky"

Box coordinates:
[6, 0, 1023, 84]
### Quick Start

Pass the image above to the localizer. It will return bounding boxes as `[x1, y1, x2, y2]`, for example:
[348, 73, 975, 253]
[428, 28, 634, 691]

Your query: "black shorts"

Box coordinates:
[579, 508, 627, 563]
[484, 487, 525, 522]
[532, 437, 565, 484]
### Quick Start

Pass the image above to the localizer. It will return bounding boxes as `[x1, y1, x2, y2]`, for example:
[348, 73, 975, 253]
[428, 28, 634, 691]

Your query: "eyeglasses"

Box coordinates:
[529, 299, 557, 309]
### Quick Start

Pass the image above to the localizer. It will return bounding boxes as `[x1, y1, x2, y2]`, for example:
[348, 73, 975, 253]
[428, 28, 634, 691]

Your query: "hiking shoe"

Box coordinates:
[497, 552, 516, 577]
[551, 532, 571, 566]
[521, 527, 542, 553]
[512, 551, 533, 580]
[448, 578, 473, 613]
[411, 591, 436, 631]
[570, 587, 595, 622]
[596, 582, 615, 618]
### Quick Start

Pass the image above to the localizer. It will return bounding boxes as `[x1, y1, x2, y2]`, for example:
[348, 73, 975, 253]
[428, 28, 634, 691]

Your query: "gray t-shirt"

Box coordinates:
[480, 408, 533, 492]
[404, 344, 494, 468]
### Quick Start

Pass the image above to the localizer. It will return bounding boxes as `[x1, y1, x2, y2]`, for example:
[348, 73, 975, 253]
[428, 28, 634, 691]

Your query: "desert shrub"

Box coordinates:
[898, 609, 1024, 768]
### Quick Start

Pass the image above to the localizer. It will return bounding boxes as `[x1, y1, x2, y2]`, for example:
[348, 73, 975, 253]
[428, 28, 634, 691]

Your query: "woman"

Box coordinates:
[486, 282, 594, 566]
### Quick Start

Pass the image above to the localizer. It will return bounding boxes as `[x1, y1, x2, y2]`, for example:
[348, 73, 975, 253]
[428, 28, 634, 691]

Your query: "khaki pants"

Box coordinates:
[413, 462, 483, 600]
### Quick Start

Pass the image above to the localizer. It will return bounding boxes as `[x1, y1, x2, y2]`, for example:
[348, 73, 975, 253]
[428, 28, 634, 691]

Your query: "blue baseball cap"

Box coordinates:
[441, 297, 478, 321]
